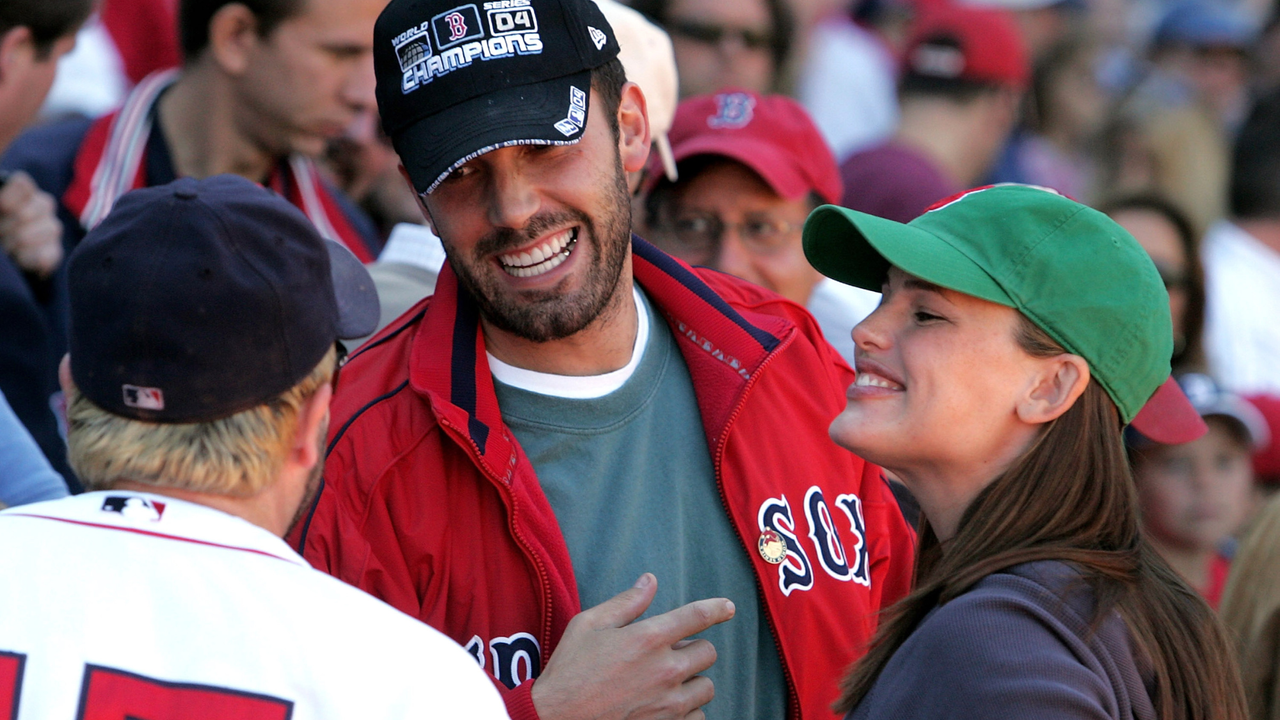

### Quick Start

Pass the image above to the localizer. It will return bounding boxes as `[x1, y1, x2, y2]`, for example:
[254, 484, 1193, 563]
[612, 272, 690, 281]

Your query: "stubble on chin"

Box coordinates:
[444, 160, 633, 343]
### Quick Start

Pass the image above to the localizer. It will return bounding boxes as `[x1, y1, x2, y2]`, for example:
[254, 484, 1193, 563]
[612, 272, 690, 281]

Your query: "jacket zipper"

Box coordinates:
[442, 418, 558, 670]
[710, 331, 803, 720]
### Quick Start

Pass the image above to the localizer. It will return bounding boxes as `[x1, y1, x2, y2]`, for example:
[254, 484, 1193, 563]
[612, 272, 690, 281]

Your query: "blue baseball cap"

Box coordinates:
[1154, 2, 1257, 49]
[68, 175, 380, 423]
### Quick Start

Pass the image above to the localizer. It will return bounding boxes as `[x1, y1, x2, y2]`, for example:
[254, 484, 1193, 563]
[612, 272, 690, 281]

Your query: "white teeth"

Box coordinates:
[499, 228, 578, 278]
[855, 372, 903, 390]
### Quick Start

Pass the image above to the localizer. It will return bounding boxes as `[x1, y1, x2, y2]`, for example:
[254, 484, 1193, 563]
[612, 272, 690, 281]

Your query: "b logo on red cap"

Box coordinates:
[707, 92, 755, 129]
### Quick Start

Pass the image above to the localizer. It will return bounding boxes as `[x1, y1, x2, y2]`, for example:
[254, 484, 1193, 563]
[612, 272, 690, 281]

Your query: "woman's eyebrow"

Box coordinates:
[902, 277, 948, 296]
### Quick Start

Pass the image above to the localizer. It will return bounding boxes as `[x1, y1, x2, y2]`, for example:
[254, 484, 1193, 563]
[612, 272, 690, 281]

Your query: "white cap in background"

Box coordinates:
[592, 0, 680, 181]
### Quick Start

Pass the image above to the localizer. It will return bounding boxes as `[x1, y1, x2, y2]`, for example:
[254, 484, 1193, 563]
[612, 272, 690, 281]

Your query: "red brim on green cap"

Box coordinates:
[1131, 377, 1208, 445]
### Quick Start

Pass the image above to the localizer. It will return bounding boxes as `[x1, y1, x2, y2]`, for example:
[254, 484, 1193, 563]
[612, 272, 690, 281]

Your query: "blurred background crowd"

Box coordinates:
[2, 0, 1280, 712]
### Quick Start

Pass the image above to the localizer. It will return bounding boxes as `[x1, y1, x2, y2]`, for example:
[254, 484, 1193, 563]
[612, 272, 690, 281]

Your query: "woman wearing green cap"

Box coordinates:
[802, 184, 1245, 719]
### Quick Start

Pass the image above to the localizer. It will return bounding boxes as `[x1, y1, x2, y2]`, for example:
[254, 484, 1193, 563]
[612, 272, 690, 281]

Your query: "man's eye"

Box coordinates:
[445, 165, 475, 182]
[326, 46, 366, 60]
[914, 310, 944, 323]
[675, 217, 715, 234]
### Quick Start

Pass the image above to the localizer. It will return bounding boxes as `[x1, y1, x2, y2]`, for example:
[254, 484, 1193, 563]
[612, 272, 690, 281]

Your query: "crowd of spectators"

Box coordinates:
[2, 0, 1280, 715]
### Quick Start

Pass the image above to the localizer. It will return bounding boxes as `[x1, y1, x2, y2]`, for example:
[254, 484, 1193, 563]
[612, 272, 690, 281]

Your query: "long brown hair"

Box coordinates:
[835, 317, 1246, 720]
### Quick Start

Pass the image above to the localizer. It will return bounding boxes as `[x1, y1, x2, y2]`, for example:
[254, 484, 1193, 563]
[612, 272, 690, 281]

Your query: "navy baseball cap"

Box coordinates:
[68, 175, 380, 423]
[374, 0, 620, 195]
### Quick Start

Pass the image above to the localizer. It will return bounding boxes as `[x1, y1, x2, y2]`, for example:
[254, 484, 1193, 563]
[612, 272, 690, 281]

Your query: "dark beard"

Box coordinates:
[445, 154, 633, 343]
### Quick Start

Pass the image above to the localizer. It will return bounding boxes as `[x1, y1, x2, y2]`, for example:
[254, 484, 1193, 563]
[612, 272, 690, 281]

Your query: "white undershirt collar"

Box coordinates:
[487, 286, 649, 399]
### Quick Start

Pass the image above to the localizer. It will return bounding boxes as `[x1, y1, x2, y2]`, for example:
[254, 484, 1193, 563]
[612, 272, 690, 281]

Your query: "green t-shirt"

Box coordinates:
[492, 289, 787, 720]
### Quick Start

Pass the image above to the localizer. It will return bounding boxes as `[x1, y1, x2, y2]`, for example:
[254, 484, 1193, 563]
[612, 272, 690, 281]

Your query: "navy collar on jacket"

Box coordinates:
[410, 235, 791, 476]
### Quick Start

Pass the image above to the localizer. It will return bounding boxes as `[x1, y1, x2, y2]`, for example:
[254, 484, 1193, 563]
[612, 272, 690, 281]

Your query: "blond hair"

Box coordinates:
[67, 347, 336, 496]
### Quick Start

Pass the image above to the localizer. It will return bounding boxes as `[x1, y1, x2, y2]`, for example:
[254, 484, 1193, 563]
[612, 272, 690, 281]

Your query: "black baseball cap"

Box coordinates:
[68, 175, 380, 423]
[375, 0, 620, 195]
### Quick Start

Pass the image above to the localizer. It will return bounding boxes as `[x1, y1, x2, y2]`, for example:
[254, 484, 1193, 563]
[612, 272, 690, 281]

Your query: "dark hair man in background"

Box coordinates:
[292, 0, 915, 718]
[0, 0, 93, 489]
[4, 0, 385, 259]
[1, 0, 388, 488]
[0, 0, 88, 150]
[839, 5, 1029, 223]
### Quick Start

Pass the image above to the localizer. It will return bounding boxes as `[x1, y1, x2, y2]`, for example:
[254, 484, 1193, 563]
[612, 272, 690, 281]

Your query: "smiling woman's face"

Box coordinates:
[829, 266, 1047, 480]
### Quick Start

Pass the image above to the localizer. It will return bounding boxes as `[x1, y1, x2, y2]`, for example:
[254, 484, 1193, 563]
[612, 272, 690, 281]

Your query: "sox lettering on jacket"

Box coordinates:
[457, 485, 874, 690]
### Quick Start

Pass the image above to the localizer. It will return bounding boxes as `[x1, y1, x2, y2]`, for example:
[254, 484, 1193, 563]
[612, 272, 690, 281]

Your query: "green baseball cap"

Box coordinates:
[802, 184, 1205, 444]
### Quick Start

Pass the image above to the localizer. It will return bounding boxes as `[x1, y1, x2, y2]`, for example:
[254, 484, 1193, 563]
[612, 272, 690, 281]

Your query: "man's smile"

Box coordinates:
[497, 227, 580, 278]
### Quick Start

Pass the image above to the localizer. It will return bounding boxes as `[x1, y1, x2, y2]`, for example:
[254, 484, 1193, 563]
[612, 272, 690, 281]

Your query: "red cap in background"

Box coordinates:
[1246, 394, 1280, 484]
[902, 5, 1030, 90]
[649, 90, 843, 204]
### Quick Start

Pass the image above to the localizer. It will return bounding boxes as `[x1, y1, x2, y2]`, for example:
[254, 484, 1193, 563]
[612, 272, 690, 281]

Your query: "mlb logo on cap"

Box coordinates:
[122, 385, 164, 411]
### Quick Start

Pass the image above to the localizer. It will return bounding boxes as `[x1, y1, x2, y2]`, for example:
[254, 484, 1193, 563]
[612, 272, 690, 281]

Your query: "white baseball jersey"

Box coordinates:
[0, 491, 510, 719]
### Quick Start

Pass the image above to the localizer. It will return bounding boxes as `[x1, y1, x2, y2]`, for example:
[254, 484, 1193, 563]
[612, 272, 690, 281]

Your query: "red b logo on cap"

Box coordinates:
[445, 12, 468, 41]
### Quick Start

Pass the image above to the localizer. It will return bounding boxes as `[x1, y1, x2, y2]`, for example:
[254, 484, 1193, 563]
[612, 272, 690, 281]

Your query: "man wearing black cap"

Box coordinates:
[292, 0, 915, 718]
[0, 175, 508, 716]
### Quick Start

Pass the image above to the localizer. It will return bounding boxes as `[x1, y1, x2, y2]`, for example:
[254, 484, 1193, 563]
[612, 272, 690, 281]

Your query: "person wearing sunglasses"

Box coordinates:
[630, 0, 792, 98]
[1100, 193, 1207, 372]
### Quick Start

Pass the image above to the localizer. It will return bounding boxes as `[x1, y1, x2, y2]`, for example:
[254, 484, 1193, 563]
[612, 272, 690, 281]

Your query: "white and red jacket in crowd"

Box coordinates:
[290, 238, 916, 720]
[52, 70, 379, 262]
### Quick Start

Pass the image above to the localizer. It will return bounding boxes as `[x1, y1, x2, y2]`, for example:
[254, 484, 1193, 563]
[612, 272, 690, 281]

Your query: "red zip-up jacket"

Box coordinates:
[292, 238, 915, 720]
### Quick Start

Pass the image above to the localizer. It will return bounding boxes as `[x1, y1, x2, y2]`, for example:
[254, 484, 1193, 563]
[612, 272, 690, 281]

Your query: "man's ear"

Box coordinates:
[616, 82, 651, 174]
[1016, 354, 1091, 425]
[291, 383, 332, 473]
[207, 2, 259, 76]
[398, 164, 437, 233]
[0, 26, 34, 87]
[58, 354, 73, 395]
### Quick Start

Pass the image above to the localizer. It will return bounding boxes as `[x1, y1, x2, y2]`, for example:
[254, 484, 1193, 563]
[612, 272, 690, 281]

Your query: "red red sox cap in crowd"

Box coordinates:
[374, 0, 620, 195]
[902, 5, 1030, 90]
[1246, 394, 1280, 484]
[67, 175, 380, 423]
[654, 89, 843, 204]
